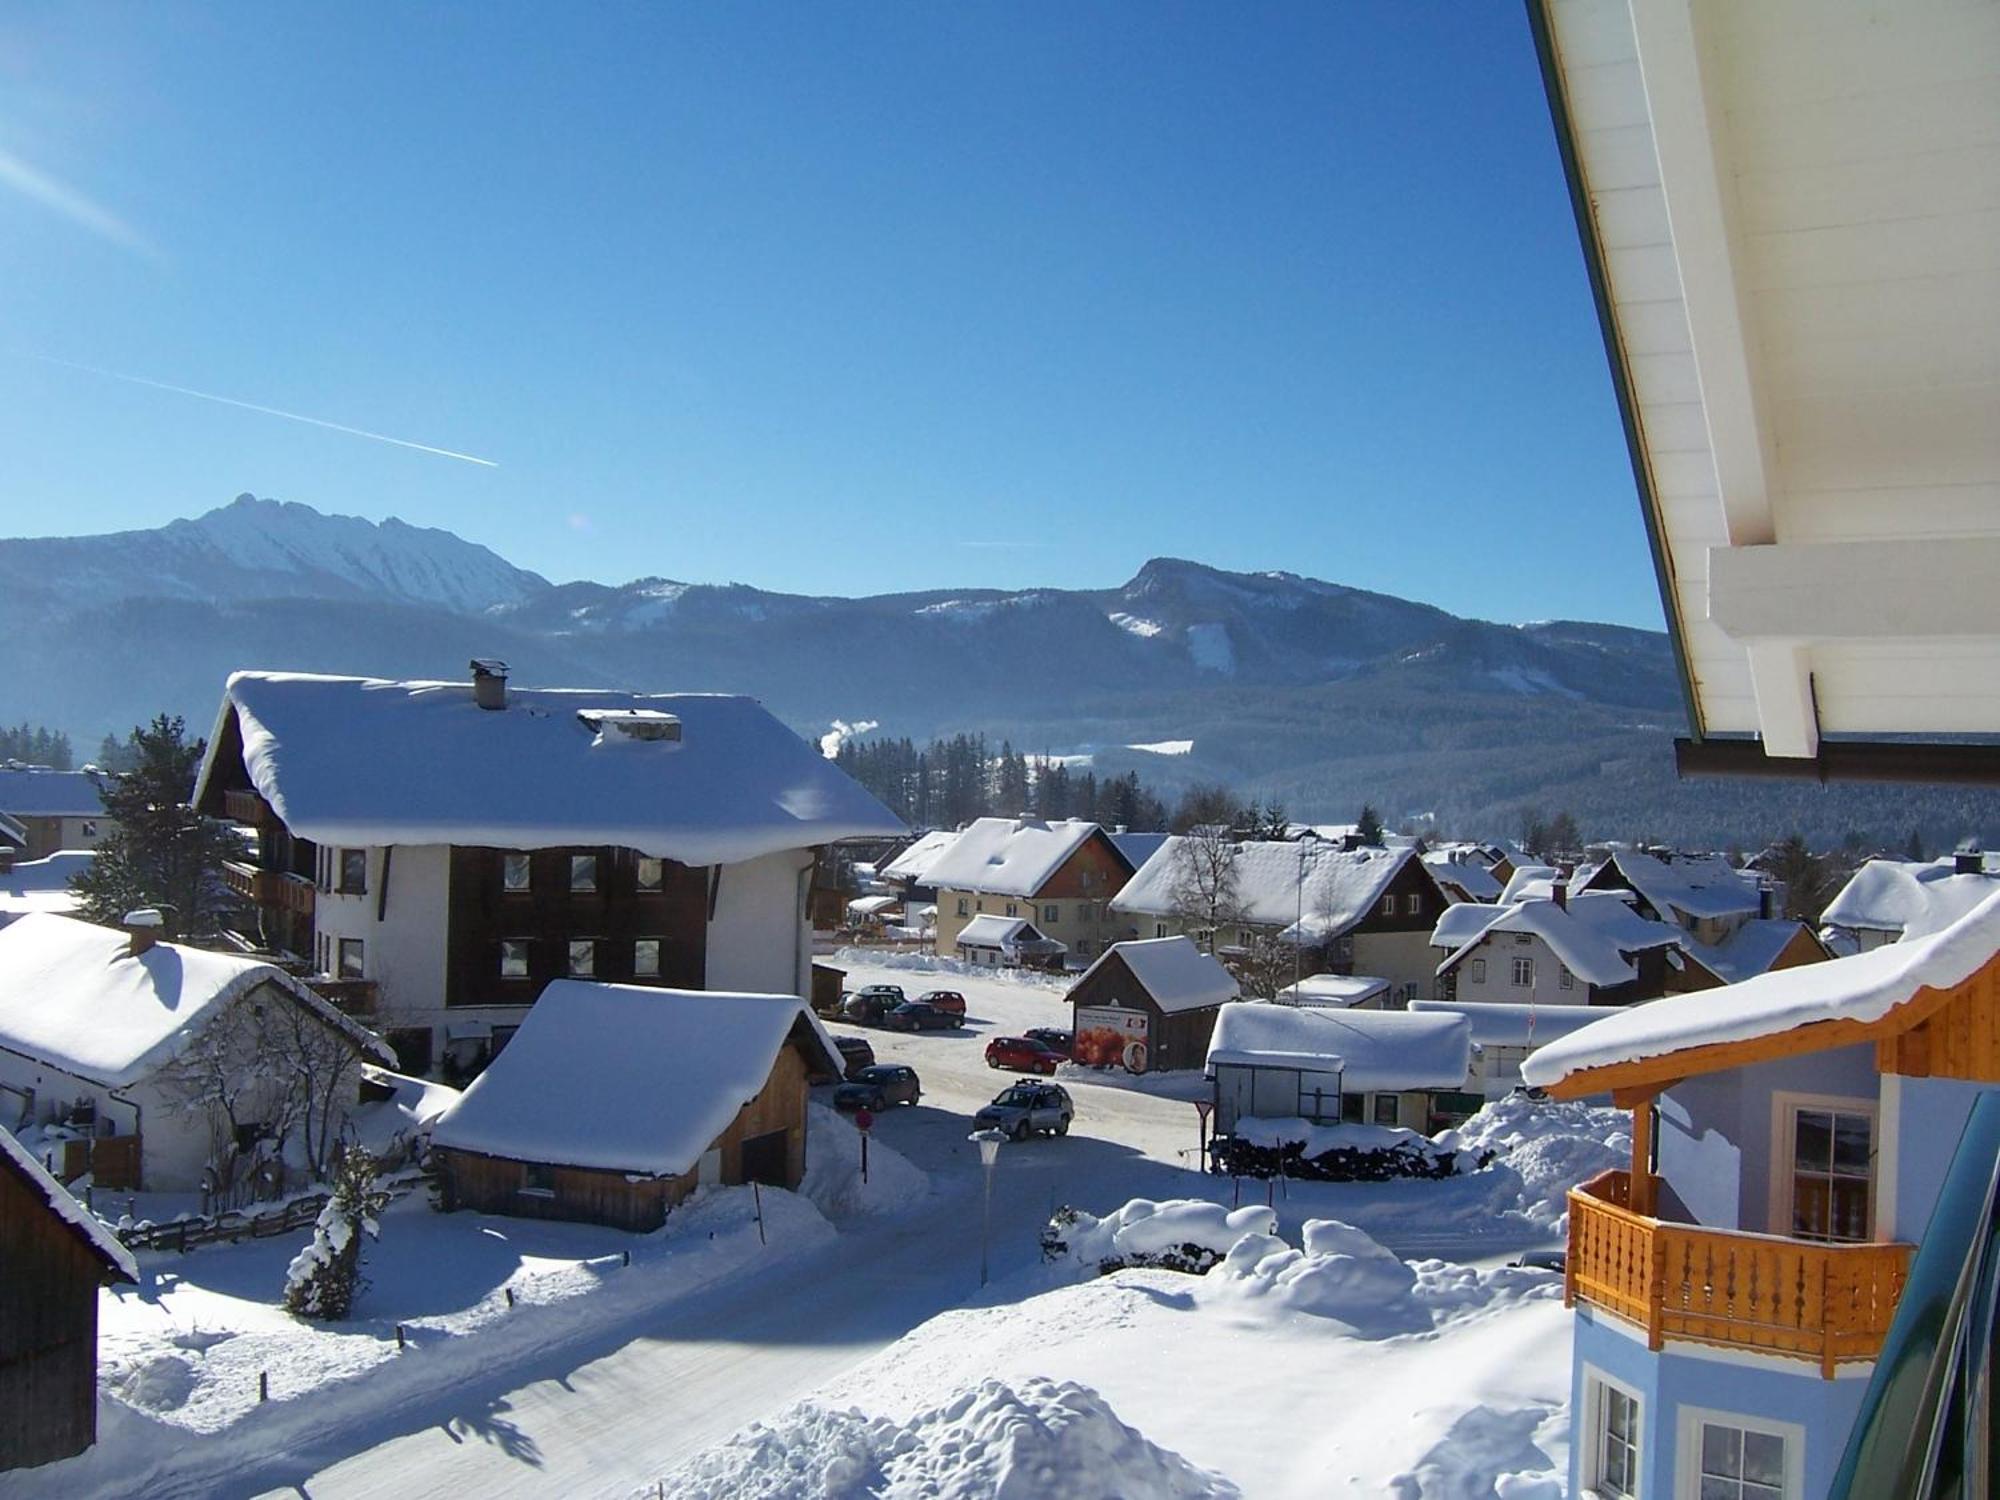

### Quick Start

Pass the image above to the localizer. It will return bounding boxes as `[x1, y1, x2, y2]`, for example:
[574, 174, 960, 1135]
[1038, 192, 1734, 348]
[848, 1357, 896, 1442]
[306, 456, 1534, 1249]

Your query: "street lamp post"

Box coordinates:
[970, 1128, 1005, 1287]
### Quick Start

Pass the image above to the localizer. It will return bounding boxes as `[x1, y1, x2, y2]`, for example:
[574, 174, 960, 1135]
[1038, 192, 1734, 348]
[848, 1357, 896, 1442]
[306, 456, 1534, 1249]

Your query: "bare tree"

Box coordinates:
[1167, 828, 1246, 952]
[1224, 932, 1297, 1000]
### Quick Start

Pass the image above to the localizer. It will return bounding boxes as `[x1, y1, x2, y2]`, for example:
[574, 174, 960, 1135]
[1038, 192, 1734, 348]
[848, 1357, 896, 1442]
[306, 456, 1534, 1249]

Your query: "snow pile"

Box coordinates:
[347, 1067, 460, 1167]
[831, 947, 1069, 990]
[655, 1376, 1239, 1500]
[1434, 1093, 1628, 1230]
[799, 1103, 929, 1221]
[1218, 1117, 1471, 1182]
[1044, 1198, 1278, 1276]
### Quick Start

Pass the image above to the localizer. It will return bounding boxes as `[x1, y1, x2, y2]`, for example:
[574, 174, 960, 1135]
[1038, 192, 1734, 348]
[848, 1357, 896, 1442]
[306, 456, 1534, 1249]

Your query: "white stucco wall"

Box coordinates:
[1351, 929, 1445, 1002]
[1447, 933, 1591, 1007]
[312, 845, 451, 1020]
[705, 848, 813, 997]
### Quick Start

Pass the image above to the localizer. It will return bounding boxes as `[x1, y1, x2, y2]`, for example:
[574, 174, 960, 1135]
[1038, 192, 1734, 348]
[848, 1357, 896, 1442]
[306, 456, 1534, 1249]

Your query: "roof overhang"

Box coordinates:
[1528, 0, 2000, 780]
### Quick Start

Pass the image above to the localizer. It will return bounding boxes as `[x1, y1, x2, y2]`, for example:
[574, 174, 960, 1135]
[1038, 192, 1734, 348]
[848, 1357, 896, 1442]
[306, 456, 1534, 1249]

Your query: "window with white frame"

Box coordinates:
[957, 896, 969, 917]
[1155, 922, 1168, 939]
[1380, 895, 1395, 916]
[1511, 956, 1534, 987]
[1470, 957, 1486, 983]
[1676, 1407, 1798, 1500]
[1043, 904, 1059, 924]
[337, 937, 365, 979]
[1404, 892, 1423, 915]
[1560, 964, 1574, 990]
[1584, 1372, 1641, 1499]
[1779, 1096, 1875, 1242]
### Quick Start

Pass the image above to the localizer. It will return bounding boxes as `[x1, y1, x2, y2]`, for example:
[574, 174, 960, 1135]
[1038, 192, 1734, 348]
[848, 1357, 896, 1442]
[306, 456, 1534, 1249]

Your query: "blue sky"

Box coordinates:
[0, 3, 1663, 629]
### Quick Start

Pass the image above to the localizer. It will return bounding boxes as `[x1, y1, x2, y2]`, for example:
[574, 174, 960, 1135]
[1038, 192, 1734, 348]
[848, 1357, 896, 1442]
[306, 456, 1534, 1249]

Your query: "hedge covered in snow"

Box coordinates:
[1041, 1198, 1278, 1276]
[1210, 1117, 1484, 1183]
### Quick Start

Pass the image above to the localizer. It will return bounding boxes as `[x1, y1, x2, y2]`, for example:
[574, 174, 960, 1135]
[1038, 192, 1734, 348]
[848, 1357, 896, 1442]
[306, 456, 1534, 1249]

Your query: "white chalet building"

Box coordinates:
[191, 666, 904, 1077]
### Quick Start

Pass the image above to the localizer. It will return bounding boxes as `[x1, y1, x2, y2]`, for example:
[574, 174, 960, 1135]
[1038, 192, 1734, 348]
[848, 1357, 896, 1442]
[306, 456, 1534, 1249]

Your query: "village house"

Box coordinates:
[1066, 935, 1237, 1074]
[1111, 838, 1452, 1004]
[926, 817, 1136, 965]
[877, 827, 958, 910]
[1205, 1001, 1473, 1134]
[0, 849, 91, 931]
[429, 981, 842, 1232]
[190, 665, 903, 1078]
[1818, 849, 2000, 954]
[0, 766, 112, 861]
[1570, 848, 1768, 947]
[0, 911, 393, 1193]
[1520, 888, 2000, 1500]
[0, 1125, 138, 1472]
[1420, 848, 1504, 904]
[953, 913, 1065, 970]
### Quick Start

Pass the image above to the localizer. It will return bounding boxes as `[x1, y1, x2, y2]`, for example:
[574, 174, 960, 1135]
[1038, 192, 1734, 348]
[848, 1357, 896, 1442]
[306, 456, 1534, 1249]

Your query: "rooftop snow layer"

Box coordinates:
[1521, 888, 2000, 1090]
[193, 671, 904, 865]
[922, 818, 1119, 899]
[0, 912, 392, 1087]
[1275, 973, 1392, 1008]
[1434, 892, 1684, 989]
[955, 914, 1059, 949]
[1429, 902, 1506, 952]
[1820, 857, 2000, 940]
[1686, 919, 1819, 984]
[0, 767, 104, 818]
[0, 1124, 138, 1281]
[430, 982, 837, 1176]
[1496, 865, 1563, 904]
[880, 829, 959, 884]
[1575, 850, 1761, 921]
[1409, 1000, 1611, 1049]
[1422, 854, 1503, 901]
[1206, 1002, 1470, 1093]
[0, 850, 91, 927]
[1077, 936, 1237, 1014]
[1113, 838, 1426, 942]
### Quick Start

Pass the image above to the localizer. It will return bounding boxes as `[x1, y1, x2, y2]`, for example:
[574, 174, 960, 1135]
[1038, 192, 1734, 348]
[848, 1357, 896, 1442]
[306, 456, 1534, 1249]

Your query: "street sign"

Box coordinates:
[854, 1107, 874, 1133]
[1192, 1099, 1214, 1123]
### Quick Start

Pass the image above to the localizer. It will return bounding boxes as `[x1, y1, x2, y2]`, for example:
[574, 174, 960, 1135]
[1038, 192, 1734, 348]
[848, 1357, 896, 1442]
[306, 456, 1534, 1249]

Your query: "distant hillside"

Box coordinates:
[6, 495, 1995, 849]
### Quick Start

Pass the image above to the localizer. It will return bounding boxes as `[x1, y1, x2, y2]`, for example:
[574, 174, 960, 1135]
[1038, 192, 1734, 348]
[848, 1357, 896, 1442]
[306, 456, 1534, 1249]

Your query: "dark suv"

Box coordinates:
[834, 1064, 922, 1111]
[882, 1001, 962, 1032]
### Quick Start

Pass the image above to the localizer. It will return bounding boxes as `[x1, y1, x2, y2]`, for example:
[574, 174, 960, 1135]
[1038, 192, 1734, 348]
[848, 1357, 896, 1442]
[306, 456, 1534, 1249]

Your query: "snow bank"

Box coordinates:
[1044, 1198, 1278, 1276]
[654, 1376, 1240, 1500]
[799, 1103, 929, 1221]
[830, 947, 1069, 990]
[1433, 1093, 1628, 1231]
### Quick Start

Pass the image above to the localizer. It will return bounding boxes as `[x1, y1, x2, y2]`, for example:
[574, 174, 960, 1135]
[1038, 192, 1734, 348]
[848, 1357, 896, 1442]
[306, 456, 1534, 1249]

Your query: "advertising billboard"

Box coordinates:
[1074, 1006, 1152, 1073]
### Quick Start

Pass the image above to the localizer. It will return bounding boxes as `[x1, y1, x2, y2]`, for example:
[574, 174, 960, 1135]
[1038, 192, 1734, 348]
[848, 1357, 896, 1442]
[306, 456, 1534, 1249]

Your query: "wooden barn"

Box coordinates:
[429, 981, 843, 1232]
[1, 1126, 138, 1471]
[1066, 936, 1238, 1074]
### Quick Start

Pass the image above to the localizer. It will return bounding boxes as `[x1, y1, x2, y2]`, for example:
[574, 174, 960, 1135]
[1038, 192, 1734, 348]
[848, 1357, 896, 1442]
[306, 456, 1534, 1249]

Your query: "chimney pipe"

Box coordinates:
[1956, 845, 1984, 876]
[470, 658, 510, 711]
[123, 908, 164, 956]
[1551, 881, 1567, 910]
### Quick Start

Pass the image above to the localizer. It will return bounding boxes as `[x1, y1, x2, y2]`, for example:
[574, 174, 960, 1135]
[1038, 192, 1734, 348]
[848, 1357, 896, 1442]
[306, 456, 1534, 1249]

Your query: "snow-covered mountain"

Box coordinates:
[0, 494, 546, 616]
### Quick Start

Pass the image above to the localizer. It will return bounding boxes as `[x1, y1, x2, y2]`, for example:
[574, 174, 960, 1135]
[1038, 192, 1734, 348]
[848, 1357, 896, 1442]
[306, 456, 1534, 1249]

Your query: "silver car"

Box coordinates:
[974, 1082, 1073, 1140]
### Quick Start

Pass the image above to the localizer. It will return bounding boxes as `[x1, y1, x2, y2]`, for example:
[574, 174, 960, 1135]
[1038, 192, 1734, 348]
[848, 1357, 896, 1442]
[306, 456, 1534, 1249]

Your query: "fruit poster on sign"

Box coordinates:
[1073, 1006, 1151, 1073]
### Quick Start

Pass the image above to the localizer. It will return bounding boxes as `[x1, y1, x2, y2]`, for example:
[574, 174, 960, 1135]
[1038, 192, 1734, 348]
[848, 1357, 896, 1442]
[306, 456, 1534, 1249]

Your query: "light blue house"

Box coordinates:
[1521, 889, 2000, 1499]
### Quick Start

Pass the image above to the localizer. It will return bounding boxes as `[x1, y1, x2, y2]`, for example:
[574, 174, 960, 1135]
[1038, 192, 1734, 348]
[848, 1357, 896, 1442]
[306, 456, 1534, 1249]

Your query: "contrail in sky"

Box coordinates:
[0, 147, 159, 259]
[31, 355, 500, 468]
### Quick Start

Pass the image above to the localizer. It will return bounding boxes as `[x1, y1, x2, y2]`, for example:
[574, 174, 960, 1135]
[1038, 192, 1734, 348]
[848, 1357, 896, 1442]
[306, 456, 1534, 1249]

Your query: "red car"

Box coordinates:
[985, 1035, 1066, 1075]
[917, 989, 967, 1017]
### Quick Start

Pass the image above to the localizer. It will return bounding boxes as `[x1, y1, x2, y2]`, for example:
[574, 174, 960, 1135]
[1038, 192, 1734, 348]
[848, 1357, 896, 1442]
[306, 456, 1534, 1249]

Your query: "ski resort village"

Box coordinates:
[4, 2, 2000, 1498]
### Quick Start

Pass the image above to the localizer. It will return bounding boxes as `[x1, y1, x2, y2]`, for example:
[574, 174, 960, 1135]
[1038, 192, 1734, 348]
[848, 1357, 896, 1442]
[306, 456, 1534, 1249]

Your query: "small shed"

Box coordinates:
[1067, 936, 1237, 1073]
[1205, 1002, 1472, 1132]
[1, 1125, 138, 1471]
[1274, 973, 1393, 1009]
[429, 981, 843, 1232]
[955, 914, 1066, 970]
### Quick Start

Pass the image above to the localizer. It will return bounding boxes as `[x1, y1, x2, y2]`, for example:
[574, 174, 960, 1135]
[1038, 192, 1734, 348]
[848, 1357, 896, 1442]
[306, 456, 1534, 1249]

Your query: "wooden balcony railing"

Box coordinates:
[1566, 1169, 1913, 1377]
[221, 861, 317, 918]
[222, 788, 276, 826]
[304, 976, 379, 1017]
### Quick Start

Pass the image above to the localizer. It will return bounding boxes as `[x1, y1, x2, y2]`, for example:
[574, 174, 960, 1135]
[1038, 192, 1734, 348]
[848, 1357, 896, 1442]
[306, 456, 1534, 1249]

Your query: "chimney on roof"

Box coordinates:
[470, 658, 509, 710]
[1955, 843, 1985, 876]
[1551, 881, 1567, 910]
[123, 908, 164, 956]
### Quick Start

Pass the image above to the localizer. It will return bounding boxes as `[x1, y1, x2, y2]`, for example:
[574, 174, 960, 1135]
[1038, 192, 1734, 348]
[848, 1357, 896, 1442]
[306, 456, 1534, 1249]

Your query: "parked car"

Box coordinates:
[974, 1081, 1073, 1139]
[1024, 1027, 1073, 1056]
[881, 1001, 962, 1032]
[812, 988, 849, 1020]
[841, 985, 906, 1025]
[916, 989, 967, 1016]
[984, 1035, 1067, 1074]
[832, 1035, 876, 1079]
[834, 1064, 922, 1111]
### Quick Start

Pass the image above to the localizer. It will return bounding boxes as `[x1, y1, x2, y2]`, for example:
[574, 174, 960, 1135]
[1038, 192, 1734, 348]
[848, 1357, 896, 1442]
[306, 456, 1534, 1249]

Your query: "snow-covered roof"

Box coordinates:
[349, 1066, 462, 1156]
[1522, 888, 2000, 1093]
[880, 829, 959, 884]
[0, 810, 24, 847]
[1421, 854, 1502, 901]
[1435, 892, 1684, 990]
[1108, 831, 1170, 870]
[955, 914, 1060, 951]
[0, 912, 393, 1088]
[1076, 936, 1237, 1014]
[0, 850, 90, 928]
[1275, 973, 1391, 1008]
[1206, 1003, 1470, 1094]
[192, 671, 904, 866]
[1576, 850, 1761, 922]
[1685, 919, 1820, 985]
[0, 1124, 137, 1282]
[1496, 865, 1562, 904]
[1409, 1000, 1611, 1050]
[431, 982, 839, 1176]
[0, 767, 104, 818]
[846, 895, 899, 916]
[1820, 857, 2000, 940]
[923, 818, 1119, 898]
[1429, 902, 1505, 952]
[1112, 838, 1426, 943]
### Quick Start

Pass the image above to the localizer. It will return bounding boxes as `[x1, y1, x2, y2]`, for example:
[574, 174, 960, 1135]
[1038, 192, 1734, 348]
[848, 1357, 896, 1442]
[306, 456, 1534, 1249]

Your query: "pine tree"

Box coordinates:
[1356, 804, 1385, 847]
[283, 1148, 390, 1321]
[70, 715, 240, 938]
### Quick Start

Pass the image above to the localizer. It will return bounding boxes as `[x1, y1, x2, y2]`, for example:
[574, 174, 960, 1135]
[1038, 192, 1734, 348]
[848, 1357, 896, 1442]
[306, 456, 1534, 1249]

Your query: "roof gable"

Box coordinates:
[1075, 936, 1237, 1014]
[1112, 838, 1427, 941]
[924, 818, 1124, 899]
[1205, 1002, 1470, 1094]
[0, 1125, 138, 1282]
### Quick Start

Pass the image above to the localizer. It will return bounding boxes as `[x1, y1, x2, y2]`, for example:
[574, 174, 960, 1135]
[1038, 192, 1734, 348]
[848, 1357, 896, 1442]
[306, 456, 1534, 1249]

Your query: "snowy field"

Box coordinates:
[17, 953, 1621, 1498]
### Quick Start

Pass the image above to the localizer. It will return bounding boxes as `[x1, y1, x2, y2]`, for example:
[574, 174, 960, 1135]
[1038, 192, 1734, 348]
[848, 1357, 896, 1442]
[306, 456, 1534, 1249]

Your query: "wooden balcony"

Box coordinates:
[304, 976, 379, 1017]
[222, 787, 276, 826]
[1566, 1169, 1913, 1376]
[221, 860, 317, 918]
